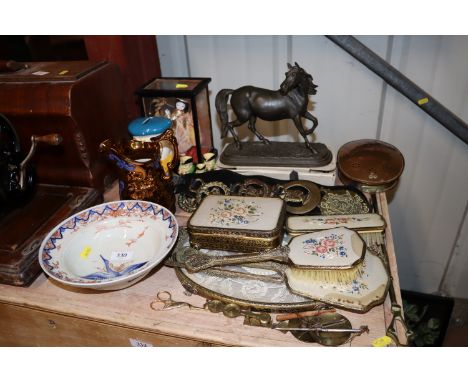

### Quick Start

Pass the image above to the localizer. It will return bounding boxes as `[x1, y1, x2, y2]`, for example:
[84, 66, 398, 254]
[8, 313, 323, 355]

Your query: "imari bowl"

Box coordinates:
[39, 201, 178, 290]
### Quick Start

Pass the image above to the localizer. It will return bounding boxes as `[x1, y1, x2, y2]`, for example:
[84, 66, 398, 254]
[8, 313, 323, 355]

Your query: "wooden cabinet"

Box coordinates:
[0, 61, 128, 190]
[0, 303, 209, 347]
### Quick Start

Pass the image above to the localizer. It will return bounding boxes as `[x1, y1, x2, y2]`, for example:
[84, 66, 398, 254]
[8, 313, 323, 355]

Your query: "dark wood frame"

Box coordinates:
[136, 77, 214, 162]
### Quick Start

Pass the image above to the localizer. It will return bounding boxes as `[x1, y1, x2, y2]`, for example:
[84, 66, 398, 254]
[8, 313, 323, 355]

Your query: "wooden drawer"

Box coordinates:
[0, 303, 210, 347]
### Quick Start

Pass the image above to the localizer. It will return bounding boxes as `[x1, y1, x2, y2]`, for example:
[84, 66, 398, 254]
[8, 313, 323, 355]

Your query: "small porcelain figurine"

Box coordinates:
[178, 155, 196, 175]
[170, 99, 196, 155]
[203, 150, 217, 171]
[195, 163, 206, 174]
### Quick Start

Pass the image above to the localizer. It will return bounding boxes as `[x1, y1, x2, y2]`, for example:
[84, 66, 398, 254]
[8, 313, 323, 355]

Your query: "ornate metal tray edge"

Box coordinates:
[174, 263, 390, 314]
[174, 266, 323, 313]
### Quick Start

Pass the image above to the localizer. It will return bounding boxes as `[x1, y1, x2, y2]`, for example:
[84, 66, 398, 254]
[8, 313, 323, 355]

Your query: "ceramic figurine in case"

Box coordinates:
[136, 77, 214, 163]
[100, 116, 179, 212]
[187, 195, 286, 252]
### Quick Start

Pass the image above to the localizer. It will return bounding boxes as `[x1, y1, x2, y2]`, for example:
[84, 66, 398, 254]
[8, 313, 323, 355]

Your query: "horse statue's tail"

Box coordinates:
[215, 89, 233, 138]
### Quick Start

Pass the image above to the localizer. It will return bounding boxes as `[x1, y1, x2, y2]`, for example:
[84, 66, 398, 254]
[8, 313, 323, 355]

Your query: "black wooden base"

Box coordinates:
[220, 141, 333, 167]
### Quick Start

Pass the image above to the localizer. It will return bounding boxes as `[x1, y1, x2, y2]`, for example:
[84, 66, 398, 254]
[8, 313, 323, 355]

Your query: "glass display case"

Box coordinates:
[136, 77, 214, 163]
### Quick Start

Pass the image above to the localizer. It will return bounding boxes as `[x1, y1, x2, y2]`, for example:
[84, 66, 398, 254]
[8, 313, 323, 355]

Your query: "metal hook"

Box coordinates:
[386, 302, 415, 346]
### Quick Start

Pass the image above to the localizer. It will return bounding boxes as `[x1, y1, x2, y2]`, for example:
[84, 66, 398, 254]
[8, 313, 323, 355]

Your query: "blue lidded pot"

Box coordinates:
[128, 116, 172, 141]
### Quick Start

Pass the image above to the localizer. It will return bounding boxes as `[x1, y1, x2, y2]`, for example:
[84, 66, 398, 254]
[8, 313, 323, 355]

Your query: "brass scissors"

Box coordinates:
[150, 291, 205, 311]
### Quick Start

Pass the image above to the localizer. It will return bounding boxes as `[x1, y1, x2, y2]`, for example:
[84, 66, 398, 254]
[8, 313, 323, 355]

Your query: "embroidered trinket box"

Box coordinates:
[187, 195, 286, 252]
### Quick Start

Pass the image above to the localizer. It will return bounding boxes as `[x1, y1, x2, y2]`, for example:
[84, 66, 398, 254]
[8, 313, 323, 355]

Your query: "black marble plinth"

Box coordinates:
[220, 142, 333, 167]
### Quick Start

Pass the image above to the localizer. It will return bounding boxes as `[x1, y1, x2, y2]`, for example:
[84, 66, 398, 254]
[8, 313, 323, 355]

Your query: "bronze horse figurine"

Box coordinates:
[215, 62, 319, 153]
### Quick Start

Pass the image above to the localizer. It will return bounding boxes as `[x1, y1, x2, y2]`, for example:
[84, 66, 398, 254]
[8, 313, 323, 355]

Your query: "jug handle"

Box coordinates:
[158, 129, 179, 180]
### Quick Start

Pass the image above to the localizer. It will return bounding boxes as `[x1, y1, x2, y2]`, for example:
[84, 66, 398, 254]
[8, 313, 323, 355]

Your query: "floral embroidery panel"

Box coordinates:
[208, 198, 263, 227]
[302, 232, 347, 259]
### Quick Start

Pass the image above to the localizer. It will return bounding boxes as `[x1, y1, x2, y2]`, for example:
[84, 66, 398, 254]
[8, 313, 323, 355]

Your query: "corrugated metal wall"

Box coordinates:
[157, 35, 468, 297]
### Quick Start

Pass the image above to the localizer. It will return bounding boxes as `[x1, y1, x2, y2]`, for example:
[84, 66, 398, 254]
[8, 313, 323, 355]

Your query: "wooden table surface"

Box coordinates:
[0, 190, 405, 346]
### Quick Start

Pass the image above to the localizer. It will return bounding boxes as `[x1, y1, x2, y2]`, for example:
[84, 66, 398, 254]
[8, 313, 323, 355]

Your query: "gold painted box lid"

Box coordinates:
[187, 195, 286, 252]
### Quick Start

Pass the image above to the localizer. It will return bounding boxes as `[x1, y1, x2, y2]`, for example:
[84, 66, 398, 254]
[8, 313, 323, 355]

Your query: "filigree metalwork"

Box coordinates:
[320, 190, 370, 215]
[183, 246, 290, 273]
[178, 177, 323, 214]
[231, 179, 273, 197]
[178, 179, 231, 213]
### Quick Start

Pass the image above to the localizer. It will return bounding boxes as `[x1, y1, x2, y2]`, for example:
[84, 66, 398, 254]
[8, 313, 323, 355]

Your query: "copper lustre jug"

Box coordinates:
[100, 116, 179, 212]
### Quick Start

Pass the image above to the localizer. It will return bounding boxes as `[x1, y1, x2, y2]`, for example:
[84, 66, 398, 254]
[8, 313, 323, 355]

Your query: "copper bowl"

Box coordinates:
[337, 139, 405, 193]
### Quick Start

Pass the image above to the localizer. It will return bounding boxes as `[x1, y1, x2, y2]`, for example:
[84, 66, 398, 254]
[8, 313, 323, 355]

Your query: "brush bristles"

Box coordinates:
[361, 231, 385, 246]
[287, 261, 365, 285]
